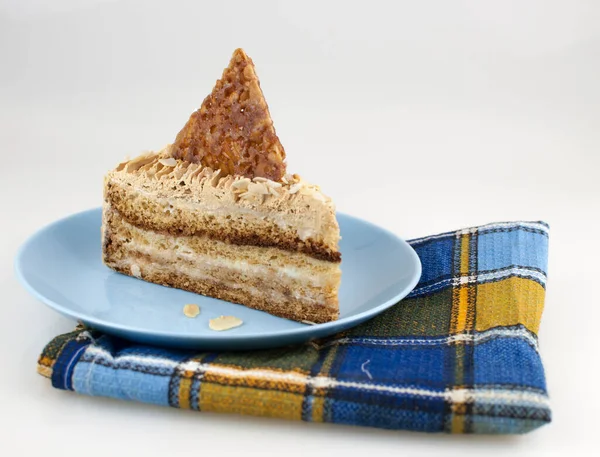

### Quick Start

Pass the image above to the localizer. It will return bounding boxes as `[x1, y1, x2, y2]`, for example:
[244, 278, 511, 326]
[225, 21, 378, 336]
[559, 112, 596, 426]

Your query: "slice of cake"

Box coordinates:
[101, 49, 341, 323]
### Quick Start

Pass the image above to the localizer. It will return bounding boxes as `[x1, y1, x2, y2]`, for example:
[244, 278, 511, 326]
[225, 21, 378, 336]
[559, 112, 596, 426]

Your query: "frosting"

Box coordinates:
[109, 146, 340, 248]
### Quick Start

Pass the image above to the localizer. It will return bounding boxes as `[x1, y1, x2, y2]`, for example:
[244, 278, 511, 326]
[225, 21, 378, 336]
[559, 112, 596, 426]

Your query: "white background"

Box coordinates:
[1, 0, 599, 455]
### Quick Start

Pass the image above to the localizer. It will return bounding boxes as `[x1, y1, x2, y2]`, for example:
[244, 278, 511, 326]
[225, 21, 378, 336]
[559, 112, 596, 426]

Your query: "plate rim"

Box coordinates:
[15, 207, 422, 344]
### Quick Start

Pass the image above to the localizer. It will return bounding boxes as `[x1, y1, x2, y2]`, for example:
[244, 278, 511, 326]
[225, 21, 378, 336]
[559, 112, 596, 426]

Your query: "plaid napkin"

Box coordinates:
[37, 221, 551, 434]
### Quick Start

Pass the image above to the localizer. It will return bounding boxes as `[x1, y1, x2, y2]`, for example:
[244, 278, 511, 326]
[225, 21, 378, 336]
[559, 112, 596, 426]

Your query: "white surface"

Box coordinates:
[1, 0, 598, 455]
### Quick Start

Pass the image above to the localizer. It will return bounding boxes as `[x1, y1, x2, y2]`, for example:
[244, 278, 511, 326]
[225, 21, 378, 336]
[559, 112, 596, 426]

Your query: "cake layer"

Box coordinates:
[105, 149, 341, 262]
[102, 205, 341, 323]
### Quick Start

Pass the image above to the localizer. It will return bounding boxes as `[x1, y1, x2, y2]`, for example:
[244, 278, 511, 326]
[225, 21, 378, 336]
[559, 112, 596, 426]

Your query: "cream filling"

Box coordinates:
[116, 256, 329, 306]
[108, 201, 337, 271]
[127, 239, 332, 288]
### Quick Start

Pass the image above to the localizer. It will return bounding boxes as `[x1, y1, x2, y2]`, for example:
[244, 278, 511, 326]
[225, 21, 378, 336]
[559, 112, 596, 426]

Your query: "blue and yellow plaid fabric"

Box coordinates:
[37, 221, 551, 434]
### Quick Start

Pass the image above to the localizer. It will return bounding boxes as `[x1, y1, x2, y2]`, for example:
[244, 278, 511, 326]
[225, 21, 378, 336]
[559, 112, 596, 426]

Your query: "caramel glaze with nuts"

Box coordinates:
[172, 49, 287, 182]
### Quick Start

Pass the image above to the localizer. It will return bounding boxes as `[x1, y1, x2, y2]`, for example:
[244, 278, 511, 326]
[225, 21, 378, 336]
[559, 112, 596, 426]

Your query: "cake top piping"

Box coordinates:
[114, 148, 331, 208]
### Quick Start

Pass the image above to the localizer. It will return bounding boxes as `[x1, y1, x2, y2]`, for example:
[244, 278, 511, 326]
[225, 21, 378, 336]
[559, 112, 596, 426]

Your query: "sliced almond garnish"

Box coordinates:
[183, 304, 200, 318]
[265, 180, 282, 189]
[232, 177, 251, 190]
[209, 315, 243, 331]
[297, 186, 327, 202]
[301, 320, 317, 325]
[158, 157, 177, 167]
[288, 183, 303, 194]
[247, 182, 270, 195]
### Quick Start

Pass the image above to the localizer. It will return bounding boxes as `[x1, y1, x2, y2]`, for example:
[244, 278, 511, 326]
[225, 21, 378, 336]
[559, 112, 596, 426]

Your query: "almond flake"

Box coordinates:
[252, 177, 268, 182]
[247, 182, 269, 195]
[265, 180, 282, 189]
[209, 315, 243, 331]
[269, 186, 280, 197]
[299, 187, 326, 202]
[183, 304, 200, 318]
[158, 158, 177, 167]
[288, 183, 303, 194]
[232, 178, 251, 190]
[301, 320, 317, 325]
[311, 191, 326, 202]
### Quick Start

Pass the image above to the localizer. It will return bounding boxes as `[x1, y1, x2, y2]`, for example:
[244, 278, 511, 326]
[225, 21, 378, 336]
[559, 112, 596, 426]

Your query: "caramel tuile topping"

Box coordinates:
[171, 48, 286, 182]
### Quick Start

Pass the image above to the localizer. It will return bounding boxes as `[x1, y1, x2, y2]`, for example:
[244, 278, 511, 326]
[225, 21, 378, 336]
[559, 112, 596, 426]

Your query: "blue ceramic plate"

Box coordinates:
[15, 208, 421, 350]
